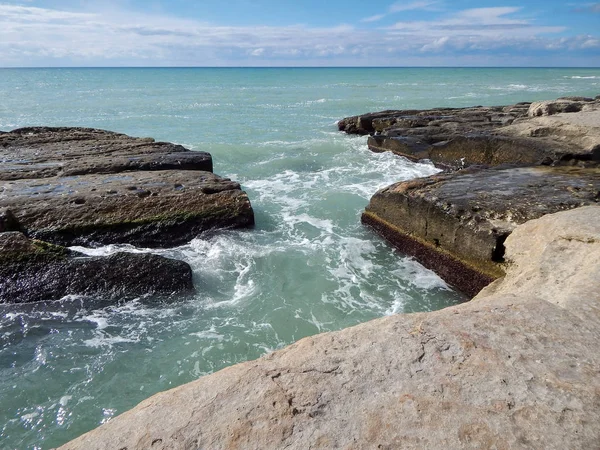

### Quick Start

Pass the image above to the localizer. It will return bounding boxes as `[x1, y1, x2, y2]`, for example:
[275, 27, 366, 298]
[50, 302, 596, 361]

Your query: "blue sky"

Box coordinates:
[0, 1, 599, 67]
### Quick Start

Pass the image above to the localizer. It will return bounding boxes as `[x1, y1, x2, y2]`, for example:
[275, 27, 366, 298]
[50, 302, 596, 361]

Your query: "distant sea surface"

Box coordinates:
[1, 67, 599, 449]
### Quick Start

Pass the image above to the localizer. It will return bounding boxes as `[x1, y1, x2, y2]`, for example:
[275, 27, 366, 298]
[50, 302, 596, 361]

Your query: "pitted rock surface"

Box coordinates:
[0, 127, 254, 247]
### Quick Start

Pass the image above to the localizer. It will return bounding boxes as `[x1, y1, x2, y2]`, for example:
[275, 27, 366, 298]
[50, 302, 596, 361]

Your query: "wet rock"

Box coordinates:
[0, 232, 194, 303]
[58, 207, 600, 450]
[0, 127, 254, 247]
[0, 209, 20, 232]
[362, 166, 600, 297]
[0, 127, 213, 181]
[339, 97, 600, 169]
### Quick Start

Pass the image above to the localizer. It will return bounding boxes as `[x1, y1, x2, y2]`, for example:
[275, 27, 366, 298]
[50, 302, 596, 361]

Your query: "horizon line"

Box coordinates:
[2, 65, 600, 70]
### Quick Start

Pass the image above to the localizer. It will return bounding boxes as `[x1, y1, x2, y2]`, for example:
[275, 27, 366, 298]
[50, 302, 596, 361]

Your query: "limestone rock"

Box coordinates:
[58, 207, 600, 450]
[361, 166, 600, 297]
[0, 127, 254, 247]
[0, 127, 213, 181]
[500, 107, 600, 156]
[475, 206, 600, 326]
[0, 232, 194, 303]
[339, 97, 600, 169]
[527, 99, 583, 117]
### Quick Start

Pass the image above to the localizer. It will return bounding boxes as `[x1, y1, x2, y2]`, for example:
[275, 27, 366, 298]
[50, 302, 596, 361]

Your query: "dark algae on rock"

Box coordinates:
[0, 127, 255, 303]
[0, 232, 194, 303]
[340, 97, 600, 296]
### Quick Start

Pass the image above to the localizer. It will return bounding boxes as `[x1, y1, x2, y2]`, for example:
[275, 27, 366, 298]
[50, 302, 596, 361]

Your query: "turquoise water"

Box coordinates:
[1, 67, 599, 449]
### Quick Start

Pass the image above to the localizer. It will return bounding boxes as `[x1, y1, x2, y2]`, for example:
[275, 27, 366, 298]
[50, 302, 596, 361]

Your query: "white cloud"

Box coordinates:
[0, 3, 596, 67]
[361, 14, 385, 23]
[389, 1, 438, 13]
[420, 36, 449, 52]
[581, 38, 600, 48]
[388, 7, 564, 37]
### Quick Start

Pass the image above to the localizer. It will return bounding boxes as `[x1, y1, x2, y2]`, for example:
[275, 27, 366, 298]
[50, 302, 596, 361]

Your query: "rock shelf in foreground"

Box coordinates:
[59, 206, 600, 450]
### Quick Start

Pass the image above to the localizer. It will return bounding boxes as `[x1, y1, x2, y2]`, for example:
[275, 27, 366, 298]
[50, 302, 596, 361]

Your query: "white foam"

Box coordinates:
[83, 335, 140, 348]
[69, 244, 148, 256]
[20, 412, 40, 422]
[284, 213, 335, 234]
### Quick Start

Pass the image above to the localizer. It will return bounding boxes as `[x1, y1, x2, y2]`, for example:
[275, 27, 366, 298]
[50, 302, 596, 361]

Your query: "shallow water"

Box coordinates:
[1, 67, 599, 448]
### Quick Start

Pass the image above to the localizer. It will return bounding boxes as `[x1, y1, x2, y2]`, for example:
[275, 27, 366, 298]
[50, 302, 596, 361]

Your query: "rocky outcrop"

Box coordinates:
[0, 127, 254, 302]
[0, 127, 213, 181]
[339, 96, 600, 295]
[0, 232, 194, 303]
[338, 97, 600, 170]
[58, 206, 600, 450]
[362, 166, 600, 297]
[0, 127, 254, 247]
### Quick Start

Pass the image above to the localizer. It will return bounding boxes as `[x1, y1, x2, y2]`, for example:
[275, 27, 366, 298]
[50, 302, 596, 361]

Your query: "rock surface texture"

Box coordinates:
[0, 232, 194, 303]
[340, 97, 600, 295]
[0, 127, 254, 302]
[363, 166, 599, 297]
[0, 127, 254, 247]
[59, 206, 600, 450]
[338, 97, 600, 170]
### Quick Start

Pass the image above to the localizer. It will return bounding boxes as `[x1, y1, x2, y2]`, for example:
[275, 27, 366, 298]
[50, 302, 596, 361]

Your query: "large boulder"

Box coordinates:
[0, 232, 194, 303]
[0, 127, 254, 247]
[58, 207, 600, 450]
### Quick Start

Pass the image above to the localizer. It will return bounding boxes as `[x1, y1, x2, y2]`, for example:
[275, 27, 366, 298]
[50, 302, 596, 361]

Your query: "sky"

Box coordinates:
[0, 1, 599, 67]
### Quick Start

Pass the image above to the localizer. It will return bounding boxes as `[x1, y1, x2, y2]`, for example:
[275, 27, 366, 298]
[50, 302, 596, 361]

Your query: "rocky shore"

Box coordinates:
[0, 127, 254, 303]
[341, 96, 600, 296]
[53, 97, 600, 449]
[58, 206, 600, 449]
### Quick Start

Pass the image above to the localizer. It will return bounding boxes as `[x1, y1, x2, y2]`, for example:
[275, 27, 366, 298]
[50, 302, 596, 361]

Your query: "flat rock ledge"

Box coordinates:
[338, 96, 600, 169]
[59, 206, 600, 450]
[340, 97, 600, 296]
[0, 127, 254, 248]
[0, 127, 254, 302]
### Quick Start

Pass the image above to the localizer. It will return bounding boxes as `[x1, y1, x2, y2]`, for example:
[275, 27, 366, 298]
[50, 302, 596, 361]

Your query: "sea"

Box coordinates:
[1, 67, 599, 449]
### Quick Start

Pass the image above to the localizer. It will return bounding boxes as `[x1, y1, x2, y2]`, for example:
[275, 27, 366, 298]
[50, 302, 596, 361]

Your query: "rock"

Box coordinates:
[361, 166, 600, 297]
[339, 97, 600, 169]
[0, 127, 254, 247]
[58, 207, 600, 450]
[500, 108, 600, 157]
[0, 209, 20, 232]
[0, 127, 213, 181]
[338, 96, 600, 296]
[476, 206, 600, 326]
[0, 232, 194, 303]
[527, 99, 586, 117]
[367, 133, 566, 169]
